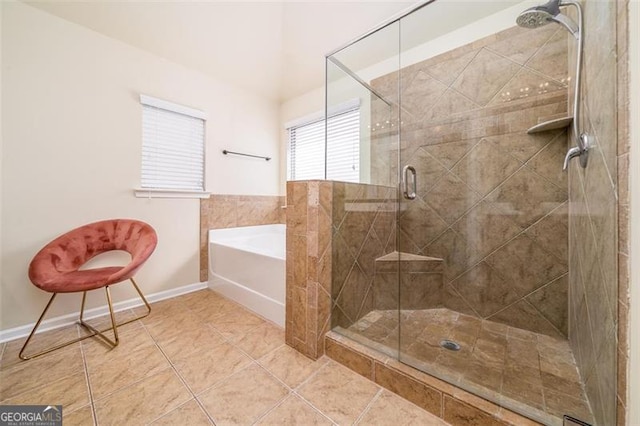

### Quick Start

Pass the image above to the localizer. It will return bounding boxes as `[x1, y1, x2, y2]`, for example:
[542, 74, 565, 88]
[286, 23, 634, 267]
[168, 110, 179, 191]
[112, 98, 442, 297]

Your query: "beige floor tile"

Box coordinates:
[94, 368, 191, 426]
[208, 308, 265, 339]
[1, 324, 81, 370]
[0, 346, 83, 400]
[198, 363, 289, 425]
[233, 322, 284, 359]
[87, 343, 170, 399]
[150, 399, 212, 425]
[179, 289, 234, 311]
[259, 345, 327, 388]
[256, 394, 332, 425]
[1, 372, 89, 413]
[63, 405, 95, 426]
[187, 293, 241, 322]
[81, 326, 155, 363]
[297, 361, 380, 425]
[173, 342, 252, 393]
[80, 309, 142, 335]
[155, 324, 226, 363]
[136, 297, 191, 320]
[143, 310, 203, 341]
[356, 390, 449, 425]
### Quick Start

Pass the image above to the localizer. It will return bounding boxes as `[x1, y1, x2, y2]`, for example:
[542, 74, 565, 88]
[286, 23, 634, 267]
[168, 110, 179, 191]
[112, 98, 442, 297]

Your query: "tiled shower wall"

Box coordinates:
[567, 0, 630, 425]
[331, 182, 396, 329]
[370, 25, 570, 337]
[285, 180, 395, 359]
[199, 194, 285, 281]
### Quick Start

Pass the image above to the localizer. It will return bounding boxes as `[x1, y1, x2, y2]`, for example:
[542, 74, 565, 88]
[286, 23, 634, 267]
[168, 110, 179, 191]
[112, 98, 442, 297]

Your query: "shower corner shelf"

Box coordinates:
[526, 115, 573, 134]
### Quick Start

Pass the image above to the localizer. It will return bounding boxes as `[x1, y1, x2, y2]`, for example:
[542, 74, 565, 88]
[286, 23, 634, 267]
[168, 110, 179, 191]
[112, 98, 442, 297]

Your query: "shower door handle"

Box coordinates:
[403, 165, 417, 200]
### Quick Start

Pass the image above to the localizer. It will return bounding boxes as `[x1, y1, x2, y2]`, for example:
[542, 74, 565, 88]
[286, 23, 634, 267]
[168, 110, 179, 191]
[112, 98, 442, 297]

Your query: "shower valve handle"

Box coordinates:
[563, 134, 591, 170]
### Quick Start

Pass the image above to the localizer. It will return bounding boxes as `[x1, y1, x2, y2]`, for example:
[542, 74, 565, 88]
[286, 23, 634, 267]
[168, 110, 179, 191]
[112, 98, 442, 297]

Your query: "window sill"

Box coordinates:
[134, 188, 211, 199]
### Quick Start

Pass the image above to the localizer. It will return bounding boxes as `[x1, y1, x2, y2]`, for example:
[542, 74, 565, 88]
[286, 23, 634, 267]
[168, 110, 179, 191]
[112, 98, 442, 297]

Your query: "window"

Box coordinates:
[287, 104, 360, 182]
[137, 95, 207, 197]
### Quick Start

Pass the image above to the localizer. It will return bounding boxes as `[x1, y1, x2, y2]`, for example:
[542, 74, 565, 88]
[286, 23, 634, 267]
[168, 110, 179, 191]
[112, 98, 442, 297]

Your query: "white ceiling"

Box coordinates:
[26, 0, 414, 101]
[25, 1, 525, 102]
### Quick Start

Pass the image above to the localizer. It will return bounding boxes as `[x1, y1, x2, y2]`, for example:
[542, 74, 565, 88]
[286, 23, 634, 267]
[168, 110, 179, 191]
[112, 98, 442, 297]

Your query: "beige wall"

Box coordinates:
[0, 2, 281, 331]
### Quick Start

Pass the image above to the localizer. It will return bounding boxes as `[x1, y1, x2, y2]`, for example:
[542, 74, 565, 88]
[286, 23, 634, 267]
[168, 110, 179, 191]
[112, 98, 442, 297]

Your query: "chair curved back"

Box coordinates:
[29, 219, 158, 292]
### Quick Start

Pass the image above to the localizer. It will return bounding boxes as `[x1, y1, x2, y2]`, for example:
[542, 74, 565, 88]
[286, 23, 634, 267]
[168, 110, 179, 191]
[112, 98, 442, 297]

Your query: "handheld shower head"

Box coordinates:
[516, 0, 579, 36]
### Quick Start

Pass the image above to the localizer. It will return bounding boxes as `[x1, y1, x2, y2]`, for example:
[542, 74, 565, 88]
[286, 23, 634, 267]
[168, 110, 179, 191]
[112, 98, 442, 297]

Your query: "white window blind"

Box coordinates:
[141, 95, 205, 192]
[287, 106, 360, 183]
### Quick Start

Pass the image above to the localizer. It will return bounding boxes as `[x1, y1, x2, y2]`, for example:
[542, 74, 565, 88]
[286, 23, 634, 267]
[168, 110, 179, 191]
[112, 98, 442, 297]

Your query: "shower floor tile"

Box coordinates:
[344, 308, 594, 425]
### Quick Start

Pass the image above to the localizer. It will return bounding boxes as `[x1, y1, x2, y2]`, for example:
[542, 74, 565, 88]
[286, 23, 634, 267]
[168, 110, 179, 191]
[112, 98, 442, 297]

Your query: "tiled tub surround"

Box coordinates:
[370, 24, 571, 339]
[0, 289, 448, 425]
[200, 194, 285, 281]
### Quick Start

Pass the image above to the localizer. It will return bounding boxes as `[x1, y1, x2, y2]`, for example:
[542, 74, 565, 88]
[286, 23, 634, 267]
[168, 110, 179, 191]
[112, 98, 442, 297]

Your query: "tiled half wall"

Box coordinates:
[199, 194, 285, 281]
[370, 24, 571, 338]
[285, 180, 396, 359]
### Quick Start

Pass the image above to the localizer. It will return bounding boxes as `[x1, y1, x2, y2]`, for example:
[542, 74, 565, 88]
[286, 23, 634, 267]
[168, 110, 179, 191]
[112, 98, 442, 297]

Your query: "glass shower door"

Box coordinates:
[326, 21, 402, 358]
[396, 2, 604, 425]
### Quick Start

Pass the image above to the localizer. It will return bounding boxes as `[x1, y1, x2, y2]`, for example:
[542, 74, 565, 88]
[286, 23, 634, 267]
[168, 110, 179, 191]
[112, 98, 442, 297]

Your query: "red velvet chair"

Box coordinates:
[20, 219, 157, 360]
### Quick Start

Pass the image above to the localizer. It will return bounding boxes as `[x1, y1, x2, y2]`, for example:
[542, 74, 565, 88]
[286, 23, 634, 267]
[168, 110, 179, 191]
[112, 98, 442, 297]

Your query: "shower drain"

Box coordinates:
[439, 340, 461, 351]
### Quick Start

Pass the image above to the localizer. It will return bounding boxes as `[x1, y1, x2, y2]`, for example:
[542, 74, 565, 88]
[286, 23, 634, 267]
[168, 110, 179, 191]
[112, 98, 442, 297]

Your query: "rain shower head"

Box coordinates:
[516, 0, 579, 36]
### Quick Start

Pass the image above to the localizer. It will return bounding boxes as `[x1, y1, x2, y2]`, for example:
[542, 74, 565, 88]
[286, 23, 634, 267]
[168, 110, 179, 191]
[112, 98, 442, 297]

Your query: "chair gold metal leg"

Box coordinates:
[19, 293, 58, 360]
[19, 277, 152, 360]
[78, 286, 119, 347]
[78, 278, 151, 337]
[79, 291, 88, 323]
[105, 285, 119, 344]
[130, 277, 152, 319]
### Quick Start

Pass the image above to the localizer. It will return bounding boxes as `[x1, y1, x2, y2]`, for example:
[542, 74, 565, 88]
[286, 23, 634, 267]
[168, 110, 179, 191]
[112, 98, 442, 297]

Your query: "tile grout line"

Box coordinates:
[136, 318, 218, 425]
[290, 359, 381, 425]
[352, 387, 384, 425]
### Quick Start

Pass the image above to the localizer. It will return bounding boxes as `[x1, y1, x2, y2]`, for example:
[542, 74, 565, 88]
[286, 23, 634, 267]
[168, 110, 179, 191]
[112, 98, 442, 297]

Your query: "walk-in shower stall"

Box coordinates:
[325, 1, 618, 424]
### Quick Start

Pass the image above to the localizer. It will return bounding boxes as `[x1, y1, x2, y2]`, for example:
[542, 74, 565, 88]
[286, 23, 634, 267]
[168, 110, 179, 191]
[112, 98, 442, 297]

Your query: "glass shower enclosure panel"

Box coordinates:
[326, 1, 617, 424]
[396, 2, 604, 425]
[326, 22, 401, 358]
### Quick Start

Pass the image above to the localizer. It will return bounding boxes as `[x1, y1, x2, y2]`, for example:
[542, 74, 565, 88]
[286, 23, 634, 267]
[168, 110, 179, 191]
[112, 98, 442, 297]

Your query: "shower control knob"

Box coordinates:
[563, 133, 591, 170]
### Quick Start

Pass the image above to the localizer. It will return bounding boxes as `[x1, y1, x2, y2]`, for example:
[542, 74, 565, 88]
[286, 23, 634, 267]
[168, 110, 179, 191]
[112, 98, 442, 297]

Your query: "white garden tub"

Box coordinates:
[208, 224, 285, 326]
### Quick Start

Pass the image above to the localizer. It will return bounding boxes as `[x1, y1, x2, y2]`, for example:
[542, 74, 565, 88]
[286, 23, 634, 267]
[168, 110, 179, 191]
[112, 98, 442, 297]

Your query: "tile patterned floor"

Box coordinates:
[343, 308, 594, 425]
[0, 290, 449, 425]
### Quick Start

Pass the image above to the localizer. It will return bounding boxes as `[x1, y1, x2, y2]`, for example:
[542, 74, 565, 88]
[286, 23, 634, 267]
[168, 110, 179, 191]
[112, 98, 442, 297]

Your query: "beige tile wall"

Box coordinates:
[331, 182, 397, 329]
[199, 194, 285, 281]
[371, 24, 571, 338]
[285, 180, 396, 359]
[616, 1, 631, 423]
[567, 0, 629, 425]
[285, 181, 333, 359]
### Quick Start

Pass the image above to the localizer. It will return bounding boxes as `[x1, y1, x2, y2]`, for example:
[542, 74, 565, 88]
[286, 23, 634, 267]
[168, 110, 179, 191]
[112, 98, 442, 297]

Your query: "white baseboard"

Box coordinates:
[0, 281, 208, 343]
